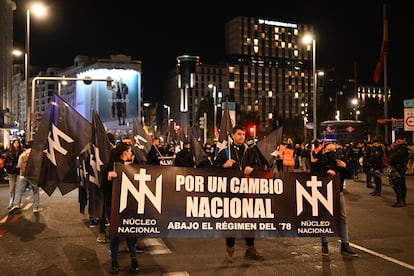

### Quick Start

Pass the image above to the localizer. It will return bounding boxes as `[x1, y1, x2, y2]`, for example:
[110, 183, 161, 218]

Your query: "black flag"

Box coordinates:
[132, 117, 152, 163]
[215, 100, 232, 157]
[256, 126, 284, 167]
[89, 110, 113, 186]
[189, 132, 209, 166]
[25, 94, 92, 196]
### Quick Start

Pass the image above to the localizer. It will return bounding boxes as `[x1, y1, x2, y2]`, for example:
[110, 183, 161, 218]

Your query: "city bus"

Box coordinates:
[320, 120, 366, 143]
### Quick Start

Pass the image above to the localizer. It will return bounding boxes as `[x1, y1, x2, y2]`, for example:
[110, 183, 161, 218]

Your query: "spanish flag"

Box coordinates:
[373, 4, 388, 83]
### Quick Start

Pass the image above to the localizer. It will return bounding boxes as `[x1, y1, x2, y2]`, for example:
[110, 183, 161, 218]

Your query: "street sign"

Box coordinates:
[403, 99, 414, 108]
[404, 107, 414, 131]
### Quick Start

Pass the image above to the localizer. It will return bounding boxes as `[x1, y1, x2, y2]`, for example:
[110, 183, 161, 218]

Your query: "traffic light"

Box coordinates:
[199, 116, 205, 129]
[248, 125, 256, 138]
[106, 77, 113, 90]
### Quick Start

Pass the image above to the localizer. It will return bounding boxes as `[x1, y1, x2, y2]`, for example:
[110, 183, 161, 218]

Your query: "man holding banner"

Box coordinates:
[312, 142, 358, 257]
[213, 125, 266, 261]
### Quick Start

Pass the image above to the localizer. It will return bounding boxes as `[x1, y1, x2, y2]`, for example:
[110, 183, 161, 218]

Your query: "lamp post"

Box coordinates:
[208, 84, 217, 142]
[335, 91, 343, 120]
[303, 34, 317, 140]
[163, 104, 171, 130]
[24, 2, 46, 142]
[351, 98, 359, 120]
[301, 102, 308, 141]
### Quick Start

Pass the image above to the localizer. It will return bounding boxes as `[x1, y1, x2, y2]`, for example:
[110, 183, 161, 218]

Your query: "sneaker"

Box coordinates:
[33, 208, 42, 213]
[97, 233, 107, 243]
[131, 258, 139, 273]
[321, 241, 329, 256]
[245, 245, 264, 261]
[226, 246, 234, 262]
[392, 202, 405, 207]
[8, 205, 20, 215]
[135, 245, 145, 253]
[340, 243, 358, 257]
[89, 220, 98, 228]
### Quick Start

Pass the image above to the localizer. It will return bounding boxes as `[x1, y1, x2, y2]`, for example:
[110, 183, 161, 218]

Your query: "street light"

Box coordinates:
[163, 104, 171, 129]
[335, 91, 343, 120]
[351, 98, 359, 120]
[303, 34, 317, 140]
[301, 102, 308, 141]
[208, 84, 217, 142]
[24, 2, 47, 142]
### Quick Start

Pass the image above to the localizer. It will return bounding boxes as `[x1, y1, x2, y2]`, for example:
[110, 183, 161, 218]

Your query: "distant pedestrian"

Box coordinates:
[8, 141, 40, 214]
[4, 138, 23, 209]
[366, 140, 385, 196]
[388, 139, 409, 207]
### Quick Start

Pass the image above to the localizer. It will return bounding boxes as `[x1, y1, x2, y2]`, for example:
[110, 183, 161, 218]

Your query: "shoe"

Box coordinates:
[97, 233, 107, 243]
[135, 245, 145, 253]
[366, 184, 374, 188]
[8, 205, 20, 215]
[131, 258, 139, 273]
[370, 192, 381, 196]
[245, 245, 264, 261]
[321, 241, 329, 256]
[33, 207, 42, 213]
[340, 243, 358, 257]
[392, 202, 405, 207]
[89, 220, 98, 228]
[226, 246, 234, 261]
[111, 261, 119, 274]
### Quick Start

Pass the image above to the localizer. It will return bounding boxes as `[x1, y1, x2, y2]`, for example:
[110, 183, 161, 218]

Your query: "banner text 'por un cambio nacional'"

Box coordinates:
[110, 164, 341, 238]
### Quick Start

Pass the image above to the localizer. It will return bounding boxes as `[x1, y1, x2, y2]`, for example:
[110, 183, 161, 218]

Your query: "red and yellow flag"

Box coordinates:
[373, 4, 388, 83]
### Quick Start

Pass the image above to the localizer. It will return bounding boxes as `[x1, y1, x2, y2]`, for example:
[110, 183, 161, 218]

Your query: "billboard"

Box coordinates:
[76, 69, 141, 131]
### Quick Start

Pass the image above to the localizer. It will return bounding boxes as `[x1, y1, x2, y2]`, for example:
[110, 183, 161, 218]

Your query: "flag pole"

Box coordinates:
[383, 4, 389, 144]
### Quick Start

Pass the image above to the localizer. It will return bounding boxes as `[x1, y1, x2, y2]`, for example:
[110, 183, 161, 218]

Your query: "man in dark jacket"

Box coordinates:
[388, 139, 409, 207]
[366, 140, 385, 196]
[213, 125, 266, 261]
[312, 142, 358, 257]
[175, 142, 195, 168]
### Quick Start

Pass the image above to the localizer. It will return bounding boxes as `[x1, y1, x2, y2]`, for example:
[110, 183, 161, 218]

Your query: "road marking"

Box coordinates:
[349, 242, 414, 271]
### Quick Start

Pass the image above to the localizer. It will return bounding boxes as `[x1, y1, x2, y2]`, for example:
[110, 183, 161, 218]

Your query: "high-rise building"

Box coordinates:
[165, 55, 227, 143]
[0, 0, 16, 145]
[225, 16, 316, 136]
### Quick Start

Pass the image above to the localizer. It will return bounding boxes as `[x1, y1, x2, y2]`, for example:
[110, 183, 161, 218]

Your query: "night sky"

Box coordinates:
[12, 1, 410, 115]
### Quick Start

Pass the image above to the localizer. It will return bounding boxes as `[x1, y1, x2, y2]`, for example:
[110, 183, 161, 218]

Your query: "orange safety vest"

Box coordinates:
[282, 148, 295, 167]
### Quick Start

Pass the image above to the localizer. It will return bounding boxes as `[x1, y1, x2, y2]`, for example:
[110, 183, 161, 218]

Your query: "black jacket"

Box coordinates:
[213, 143, 266, 173]
[312, 151, 352, 192]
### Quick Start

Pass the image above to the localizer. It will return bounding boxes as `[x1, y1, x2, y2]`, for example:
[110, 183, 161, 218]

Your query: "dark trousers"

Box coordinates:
[392, 174, 407, 204]
[226, 237, 255, 247]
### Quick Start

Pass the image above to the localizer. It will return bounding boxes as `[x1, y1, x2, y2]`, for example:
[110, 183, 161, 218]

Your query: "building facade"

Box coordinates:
[11, 54, 143, 140]
[225, 16, 315, 136]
